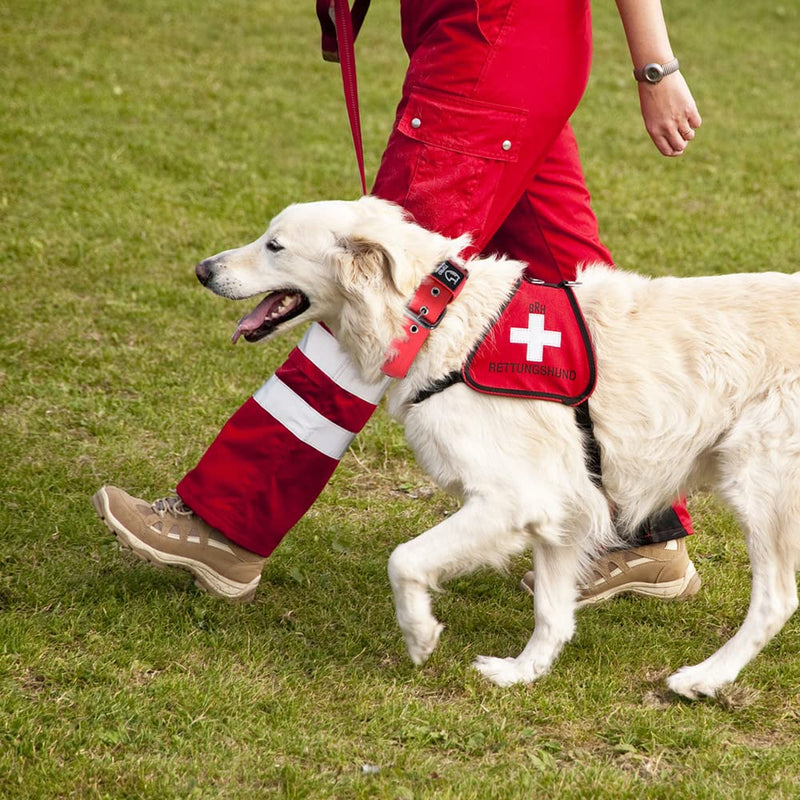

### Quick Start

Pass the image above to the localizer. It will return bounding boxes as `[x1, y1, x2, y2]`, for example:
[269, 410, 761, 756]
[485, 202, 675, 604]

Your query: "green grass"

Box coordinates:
[2, 0, 800, 796]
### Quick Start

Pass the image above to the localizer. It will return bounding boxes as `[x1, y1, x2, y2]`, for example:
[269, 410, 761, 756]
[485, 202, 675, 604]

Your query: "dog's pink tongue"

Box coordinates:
[231, 296, 276, 344]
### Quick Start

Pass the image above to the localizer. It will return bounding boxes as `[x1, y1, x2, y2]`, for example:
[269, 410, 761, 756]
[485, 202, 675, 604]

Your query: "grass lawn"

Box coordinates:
[2, 0, 799, 797]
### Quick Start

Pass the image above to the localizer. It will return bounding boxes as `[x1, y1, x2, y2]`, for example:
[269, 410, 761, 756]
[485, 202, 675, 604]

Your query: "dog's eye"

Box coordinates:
[266, 239, 284, 254]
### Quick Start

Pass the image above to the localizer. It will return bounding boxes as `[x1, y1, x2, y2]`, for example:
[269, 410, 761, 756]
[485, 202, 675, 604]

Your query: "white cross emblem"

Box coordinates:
[509, 313, 562, 362]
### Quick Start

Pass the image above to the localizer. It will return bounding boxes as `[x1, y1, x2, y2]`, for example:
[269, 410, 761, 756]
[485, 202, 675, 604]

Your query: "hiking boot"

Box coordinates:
[92, 485, 264, 601]
[520, 538, 700, 608]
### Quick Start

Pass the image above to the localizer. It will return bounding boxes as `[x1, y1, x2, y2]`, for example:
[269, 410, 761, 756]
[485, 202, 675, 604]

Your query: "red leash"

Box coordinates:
[316, 0, 371, 195]
[315, 1, 470, 378]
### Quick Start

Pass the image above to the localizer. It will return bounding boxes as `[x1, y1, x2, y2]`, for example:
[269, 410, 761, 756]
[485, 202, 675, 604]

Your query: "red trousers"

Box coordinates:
[177, 0, 692, 555]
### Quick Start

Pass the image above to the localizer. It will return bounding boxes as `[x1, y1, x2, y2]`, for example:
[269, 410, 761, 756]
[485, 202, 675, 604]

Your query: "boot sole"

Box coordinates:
[519, 562, 701, 608]
[575, 562, 701, 608]
[92, 488, 259, 602]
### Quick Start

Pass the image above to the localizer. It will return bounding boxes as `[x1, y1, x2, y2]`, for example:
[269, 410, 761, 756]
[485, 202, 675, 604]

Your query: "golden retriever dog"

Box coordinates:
[195, 196, 800, 698]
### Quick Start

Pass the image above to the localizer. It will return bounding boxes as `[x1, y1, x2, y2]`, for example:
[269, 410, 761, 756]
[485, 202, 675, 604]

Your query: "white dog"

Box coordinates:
[196, 196, 800, 699]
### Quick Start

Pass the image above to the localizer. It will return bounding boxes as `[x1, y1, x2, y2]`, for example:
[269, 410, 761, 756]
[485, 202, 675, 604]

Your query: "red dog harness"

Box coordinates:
[411, 278, 603, 486]
[463, 278, 595, 405]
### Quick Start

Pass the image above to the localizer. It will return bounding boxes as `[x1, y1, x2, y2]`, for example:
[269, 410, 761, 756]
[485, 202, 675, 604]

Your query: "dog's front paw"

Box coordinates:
[404, 620, 444, 666]
[472, 655, 540, 687]
[666, 665, 727, 699]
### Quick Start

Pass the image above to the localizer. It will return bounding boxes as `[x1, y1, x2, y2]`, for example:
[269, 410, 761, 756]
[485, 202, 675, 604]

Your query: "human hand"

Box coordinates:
[638, 72, 702, 156]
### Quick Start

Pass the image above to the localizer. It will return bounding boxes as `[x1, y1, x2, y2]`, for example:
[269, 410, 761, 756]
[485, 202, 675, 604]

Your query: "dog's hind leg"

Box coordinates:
[667, 536, 797, 699]
[388, 496, 531, 666]
[668, 434, 800, 698]
[473, 539, 582, 687]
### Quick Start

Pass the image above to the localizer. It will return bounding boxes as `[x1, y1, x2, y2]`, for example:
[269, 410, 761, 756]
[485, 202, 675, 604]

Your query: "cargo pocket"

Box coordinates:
[372, 86, 528, 243]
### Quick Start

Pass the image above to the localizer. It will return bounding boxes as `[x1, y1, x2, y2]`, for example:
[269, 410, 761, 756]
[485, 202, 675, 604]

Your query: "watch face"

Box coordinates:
[644, 64, 664, 83]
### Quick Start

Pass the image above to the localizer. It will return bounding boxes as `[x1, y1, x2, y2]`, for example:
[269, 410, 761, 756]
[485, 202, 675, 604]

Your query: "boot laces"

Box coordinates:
[151, 496, 194, 517]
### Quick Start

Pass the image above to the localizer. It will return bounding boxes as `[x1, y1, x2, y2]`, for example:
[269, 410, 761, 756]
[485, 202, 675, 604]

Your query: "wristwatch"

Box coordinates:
[633, 58, 680, 84]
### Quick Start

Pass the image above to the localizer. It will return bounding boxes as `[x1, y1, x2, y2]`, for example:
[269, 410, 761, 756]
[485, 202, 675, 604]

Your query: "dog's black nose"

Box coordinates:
[195, 258, 213, 286]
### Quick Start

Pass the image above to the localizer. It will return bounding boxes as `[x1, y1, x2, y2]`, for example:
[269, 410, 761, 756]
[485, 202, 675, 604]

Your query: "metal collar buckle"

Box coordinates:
[405, 307, 444, 334]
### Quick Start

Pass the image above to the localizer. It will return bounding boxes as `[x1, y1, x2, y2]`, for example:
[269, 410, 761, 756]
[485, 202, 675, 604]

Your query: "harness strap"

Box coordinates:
[382, 260, 469, 379]
[316, 0, 371, 195]
[411, 371, 463, 405]
[574, 400, 603, 489]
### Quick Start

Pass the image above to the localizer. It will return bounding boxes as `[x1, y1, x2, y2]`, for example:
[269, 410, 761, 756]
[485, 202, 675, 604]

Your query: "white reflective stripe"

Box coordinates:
[298, 323, 391, 404]
[253, 376, 355, 460]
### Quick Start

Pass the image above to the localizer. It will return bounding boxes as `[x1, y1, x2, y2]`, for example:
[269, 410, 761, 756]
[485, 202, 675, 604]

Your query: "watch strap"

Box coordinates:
[633, 58, 680, 83]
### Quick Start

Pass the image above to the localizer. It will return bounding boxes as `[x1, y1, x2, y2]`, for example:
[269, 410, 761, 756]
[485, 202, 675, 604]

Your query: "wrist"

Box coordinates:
[633, 57, 679, 84]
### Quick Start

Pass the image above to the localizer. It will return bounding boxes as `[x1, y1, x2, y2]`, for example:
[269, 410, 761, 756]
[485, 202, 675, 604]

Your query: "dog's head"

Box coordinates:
[196, 196, 466, 350]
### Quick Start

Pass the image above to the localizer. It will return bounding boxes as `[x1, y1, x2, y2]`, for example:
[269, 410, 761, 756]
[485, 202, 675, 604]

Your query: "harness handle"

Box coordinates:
[316, 0, 371, 195]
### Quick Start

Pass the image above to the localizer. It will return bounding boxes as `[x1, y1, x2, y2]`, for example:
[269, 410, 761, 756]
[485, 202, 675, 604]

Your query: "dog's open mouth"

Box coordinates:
[231, 290, 310, 344]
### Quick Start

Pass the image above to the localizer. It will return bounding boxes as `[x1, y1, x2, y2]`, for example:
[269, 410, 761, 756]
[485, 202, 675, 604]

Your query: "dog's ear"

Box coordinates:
[333, 235, 414, 297]
[332, 196, 471, 297]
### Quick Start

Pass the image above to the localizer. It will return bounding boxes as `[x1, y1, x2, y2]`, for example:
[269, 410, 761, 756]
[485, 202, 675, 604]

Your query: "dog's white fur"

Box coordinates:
[199, 196, 800, 698]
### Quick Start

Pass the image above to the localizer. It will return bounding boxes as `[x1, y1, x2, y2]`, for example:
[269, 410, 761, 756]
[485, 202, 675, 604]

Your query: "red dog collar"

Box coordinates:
[382, 260, 469, 379]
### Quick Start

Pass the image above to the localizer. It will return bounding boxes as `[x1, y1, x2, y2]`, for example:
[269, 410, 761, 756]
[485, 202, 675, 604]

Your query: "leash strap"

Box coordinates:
[382, 260, 469, 379]
[317, 0, 370, 59]
[316, 0, 371, 195]
[315, 3, 468, 378]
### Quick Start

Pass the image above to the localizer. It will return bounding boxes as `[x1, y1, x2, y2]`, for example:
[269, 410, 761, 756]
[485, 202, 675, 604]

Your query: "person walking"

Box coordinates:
[94, 0, 702, 605]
